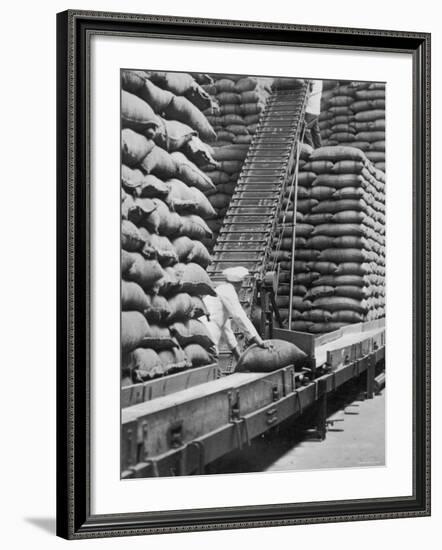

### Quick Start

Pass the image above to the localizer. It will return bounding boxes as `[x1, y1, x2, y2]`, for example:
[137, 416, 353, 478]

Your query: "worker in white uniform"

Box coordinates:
[304, 79, 323, 149]
[201, 266, 270, 360]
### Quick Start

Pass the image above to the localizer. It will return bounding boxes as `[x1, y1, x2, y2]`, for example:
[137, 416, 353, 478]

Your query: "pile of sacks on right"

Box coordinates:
[319, 80, 385, 172]
[274, 145, 385, 335]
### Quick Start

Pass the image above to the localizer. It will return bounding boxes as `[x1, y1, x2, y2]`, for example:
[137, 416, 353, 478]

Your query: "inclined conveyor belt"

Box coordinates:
[207, 83, 309, 359]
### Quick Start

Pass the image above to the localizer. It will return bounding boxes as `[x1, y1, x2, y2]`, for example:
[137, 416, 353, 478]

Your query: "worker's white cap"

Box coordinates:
[222, 266, 249, 283]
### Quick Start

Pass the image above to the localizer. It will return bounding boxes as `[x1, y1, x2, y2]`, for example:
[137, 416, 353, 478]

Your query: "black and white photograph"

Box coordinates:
[52, 6, 431, 540]
[120, 70, 386, 478]
[0, 0, 436, 545]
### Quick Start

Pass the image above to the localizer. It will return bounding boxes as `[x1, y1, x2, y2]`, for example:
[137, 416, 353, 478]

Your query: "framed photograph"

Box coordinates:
[57, 10, 431, 539]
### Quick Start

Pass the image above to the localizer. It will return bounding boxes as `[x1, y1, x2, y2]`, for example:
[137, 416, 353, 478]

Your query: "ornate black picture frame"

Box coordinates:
[57, 9, 431, 539]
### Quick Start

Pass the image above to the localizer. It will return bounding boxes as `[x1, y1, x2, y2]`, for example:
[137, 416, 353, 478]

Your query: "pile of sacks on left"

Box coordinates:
[120, 70, 221, 386]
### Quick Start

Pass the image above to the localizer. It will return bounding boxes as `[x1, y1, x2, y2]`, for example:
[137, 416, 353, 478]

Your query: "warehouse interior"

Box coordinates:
[120, 71, 386, 477]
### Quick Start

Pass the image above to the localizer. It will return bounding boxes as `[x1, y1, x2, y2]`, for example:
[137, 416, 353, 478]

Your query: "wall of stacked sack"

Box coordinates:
[272, 144, 385, 335]
[200, 75, 273, 249]
[120, 70, 223, 385]
[319, 80, 386, 172]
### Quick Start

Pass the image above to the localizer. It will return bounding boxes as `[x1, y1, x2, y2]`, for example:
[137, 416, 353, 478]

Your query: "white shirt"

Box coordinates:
[305, 80, 323, 116]
[201, 283, 260, 352]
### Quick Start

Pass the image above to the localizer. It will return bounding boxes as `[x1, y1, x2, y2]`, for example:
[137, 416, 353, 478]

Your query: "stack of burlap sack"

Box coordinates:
[121, 70, 220, 385]
[319, 80, 386, 172]
[272, 145, 385, 334]
[200, 75, 273, 249]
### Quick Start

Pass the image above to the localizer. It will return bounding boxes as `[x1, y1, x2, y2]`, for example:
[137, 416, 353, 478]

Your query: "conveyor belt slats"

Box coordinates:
[208, 85, 308, 311]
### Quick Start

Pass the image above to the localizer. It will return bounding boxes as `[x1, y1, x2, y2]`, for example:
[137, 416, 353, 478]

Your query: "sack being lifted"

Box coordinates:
[235, 339, 307, 373]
